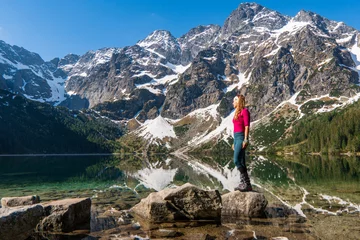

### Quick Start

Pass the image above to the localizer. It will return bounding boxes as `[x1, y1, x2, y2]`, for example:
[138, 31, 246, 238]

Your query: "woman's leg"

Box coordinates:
[233, 133, 243, 169]
[234, 133, 252, 192]
[238, 146, 246, 168]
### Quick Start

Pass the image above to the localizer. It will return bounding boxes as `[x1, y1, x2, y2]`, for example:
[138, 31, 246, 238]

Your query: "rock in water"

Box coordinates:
[164, 183, 222, 220]
[37, 198, 91, 232]
[131, 183, 222, 223]
[0, 205, 44, 240]
[221, 191, 268, 218]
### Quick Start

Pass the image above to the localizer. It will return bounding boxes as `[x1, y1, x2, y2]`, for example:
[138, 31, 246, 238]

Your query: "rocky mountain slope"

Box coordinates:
[1, 2, 360, 151]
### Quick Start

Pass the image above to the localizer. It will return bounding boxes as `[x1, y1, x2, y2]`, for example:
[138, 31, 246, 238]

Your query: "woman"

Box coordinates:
[232, 94, 252, 192]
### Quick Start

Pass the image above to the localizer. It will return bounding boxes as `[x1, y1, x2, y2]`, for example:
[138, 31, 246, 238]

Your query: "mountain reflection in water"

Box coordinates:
[1, 154, 359, 217]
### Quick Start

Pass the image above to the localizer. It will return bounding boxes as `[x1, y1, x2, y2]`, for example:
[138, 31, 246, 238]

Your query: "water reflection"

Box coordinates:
[1, 154, 360, 217]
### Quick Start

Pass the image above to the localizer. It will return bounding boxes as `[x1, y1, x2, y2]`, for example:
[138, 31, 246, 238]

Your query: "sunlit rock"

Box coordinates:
[37, 198, 91, 232]
[131, 183, 222, 223]
[0, 204, 44, 240]
[221, 191, 268, 218]
[1, 195, 40, 208]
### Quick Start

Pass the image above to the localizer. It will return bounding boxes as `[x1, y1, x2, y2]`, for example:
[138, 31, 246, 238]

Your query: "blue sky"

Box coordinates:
[0, 0, 359, 61]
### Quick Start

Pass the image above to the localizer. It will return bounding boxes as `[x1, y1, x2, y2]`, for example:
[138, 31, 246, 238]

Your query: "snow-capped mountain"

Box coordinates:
[137, 30, 182, 64]
[1, 2, 360, 150]
[220, 2, 290, 39]
[178, 24, 221, 63]
[0, 40, 69, 104]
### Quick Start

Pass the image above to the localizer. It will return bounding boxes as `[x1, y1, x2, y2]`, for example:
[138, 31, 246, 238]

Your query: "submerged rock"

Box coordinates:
[131, 183, 222, 223]
[91, 207, 134, 232]
[221, 191, 268, 218]
[150, 228, 183, 238]
[1, 195, 40, 208]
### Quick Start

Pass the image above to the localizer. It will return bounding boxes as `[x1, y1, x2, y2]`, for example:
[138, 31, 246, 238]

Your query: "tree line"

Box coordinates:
[0, 90, 124, 154]
[279, 100, 360, 154]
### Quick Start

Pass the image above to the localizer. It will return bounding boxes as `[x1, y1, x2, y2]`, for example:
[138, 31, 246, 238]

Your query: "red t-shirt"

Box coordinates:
[232, 108, 250, 133]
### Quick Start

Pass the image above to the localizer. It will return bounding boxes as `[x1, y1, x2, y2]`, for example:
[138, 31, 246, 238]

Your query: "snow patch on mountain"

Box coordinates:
[187, 103, 220, 121]
[134, 73, 178, 92]
[165, 62, 191, 74]
[336, 34, 353, 44]
[330, 21, 345, 33]
[46, 75, 67, 104]
[223, 71, 251, 93]
[136, 85, 162, 95]
[138, 115, 177, 141]
[188, 110, 234, 146]
[264, 46, 281, 58]
[144, 48, 166, 59]
[2, 74, 12, 79]
[272, 20, 310, 40]
[349, 38, 360, 78]
[317, 58, 333, 68]
[67, 91, 77, 96]
[133, 71, 156, 78]
[0, 54, 30, 70]
[133, 63, 191, 92]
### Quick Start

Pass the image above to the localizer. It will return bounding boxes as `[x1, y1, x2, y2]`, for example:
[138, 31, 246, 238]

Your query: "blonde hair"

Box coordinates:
[234, 94, 245, 120]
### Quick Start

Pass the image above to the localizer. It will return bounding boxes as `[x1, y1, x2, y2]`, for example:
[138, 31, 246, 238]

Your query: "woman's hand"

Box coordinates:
[232, 144, 234, 150]
[242, 140, 248, 149]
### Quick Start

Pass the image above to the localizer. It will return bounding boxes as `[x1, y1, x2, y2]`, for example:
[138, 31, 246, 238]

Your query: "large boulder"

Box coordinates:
[164, 183, 222, 220]
[1, 195, 40, 208]
[37, 198, 91, 232]
[0, 204, 44, 240]
[221, 191, 268, 218]
[131, 183, 222, 223]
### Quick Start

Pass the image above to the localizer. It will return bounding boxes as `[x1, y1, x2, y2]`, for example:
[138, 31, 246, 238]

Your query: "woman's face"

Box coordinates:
[233, 97, 238, 109]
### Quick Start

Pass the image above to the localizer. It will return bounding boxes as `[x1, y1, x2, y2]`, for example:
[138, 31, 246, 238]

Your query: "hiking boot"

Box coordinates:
[234, 167, 252, 192]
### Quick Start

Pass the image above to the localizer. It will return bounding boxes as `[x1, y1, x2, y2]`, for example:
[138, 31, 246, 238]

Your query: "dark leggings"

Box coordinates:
[233, 132, 246, 169]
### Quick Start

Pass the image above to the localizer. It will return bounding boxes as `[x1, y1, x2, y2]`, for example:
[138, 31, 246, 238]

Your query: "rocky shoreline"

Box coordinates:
[0, 196, 91, 239]
[0, 183, 313, 240]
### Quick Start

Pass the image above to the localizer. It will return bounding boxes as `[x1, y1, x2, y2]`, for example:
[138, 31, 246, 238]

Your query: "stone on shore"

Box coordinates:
[131, 183, 222, 223]
[37, 198, 91, 232]
[1, 195, 40, 208]
[0, 204, 44, 240]
[221, 191, 268, 218]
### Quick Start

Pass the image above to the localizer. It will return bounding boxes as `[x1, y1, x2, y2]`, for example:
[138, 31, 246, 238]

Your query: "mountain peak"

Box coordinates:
[293, 9, 355, 35]
[237, 2, 264, 11]
[221, 2, 288, 38]
[58, 53, 80, 67]
[137, 30, 177, 49]
[294, 9, 321, 23]
[136, 30, 181, 63]
[0, 39, 44, 65]
[179, 24, 221, 40]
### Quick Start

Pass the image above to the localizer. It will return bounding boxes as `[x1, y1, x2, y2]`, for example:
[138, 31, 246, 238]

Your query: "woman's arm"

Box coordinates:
[242, 126, 249, 149]
[242, 108, 250, 149]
